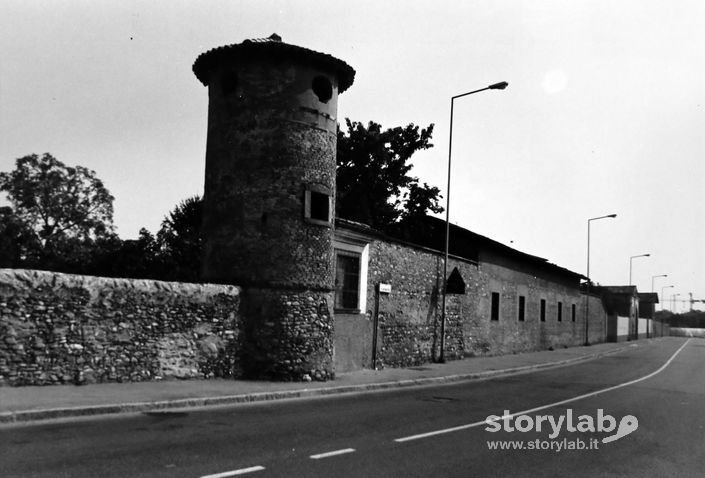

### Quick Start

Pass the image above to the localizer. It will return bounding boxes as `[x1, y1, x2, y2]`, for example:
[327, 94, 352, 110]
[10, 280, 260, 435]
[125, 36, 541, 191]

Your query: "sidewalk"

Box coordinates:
[0, 341, 640, 425]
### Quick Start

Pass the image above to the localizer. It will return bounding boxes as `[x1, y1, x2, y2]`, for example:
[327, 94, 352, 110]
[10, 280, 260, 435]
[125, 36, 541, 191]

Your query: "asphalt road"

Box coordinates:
[1, 337, 703, 477]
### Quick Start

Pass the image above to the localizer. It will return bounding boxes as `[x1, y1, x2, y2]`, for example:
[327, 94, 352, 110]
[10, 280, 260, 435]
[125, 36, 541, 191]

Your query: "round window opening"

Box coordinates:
[312, 76, 333, 103]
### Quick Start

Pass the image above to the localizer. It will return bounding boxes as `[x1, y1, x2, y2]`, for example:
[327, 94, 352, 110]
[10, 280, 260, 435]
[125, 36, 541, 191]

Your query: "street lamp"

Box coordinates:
[584, 213, 617, 345]
[440, 81, 508, 363]
[660, 284, 674, 311]
[651, 274, 667, 293]
[660, 285, 674, 336]
[628, 253, 650, 286]
[647, 274, 667, 339]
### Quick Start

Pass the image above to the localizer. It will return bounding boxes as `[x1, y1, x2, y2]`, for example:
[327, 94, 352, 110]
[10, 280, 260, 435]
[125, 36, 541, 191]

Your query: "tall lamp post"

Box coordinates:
[648, 274, 667, 339]
[660, 285, 674, 337]
[651, 274, 667, 293]
[628, 253, 650, 286]
[584, 213, 617, 345]
[628, 253, 649, 340]
[660, 285, 674, 310]
[439, 81, 508, 363]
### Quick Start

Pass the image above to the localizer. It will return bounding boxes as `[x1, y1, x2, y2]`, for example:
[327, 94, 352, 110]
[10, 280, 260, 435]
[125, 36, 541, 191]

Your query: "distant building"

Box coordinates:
[638, 293, 659, 338]
[599, 286, 639, 342]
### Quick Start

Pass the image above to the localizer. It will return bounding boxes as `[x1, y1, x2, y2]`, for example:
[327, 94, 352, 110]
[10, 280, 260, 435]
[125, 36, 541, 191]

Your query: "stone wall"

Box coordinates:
[652, 320, 670, 337]
[585, 294, 609, 344]
[334, 312, 372, 373]
[667, 327, 705, 338]
[475, 259, 605, 354]
[360, 238, 608, 369]
[0, 269, 240, 386]
[366, 241, 451, 367]
[240, 287, 334, 381]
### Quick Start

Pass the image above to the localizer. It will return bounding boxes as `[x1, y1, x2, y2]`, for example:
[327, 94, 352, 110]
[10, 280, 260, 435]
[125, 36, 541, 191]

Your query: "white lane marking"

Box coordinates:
[395, 339, 692, 442]
[310, 448, 356, 459]
[199, 466, 265, 478]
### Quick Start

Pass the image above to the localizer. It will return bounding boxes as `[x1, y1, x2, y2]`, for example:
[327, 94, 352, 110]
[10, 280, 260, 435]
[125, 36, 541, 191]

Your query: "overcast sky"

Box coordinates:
[1, 0, 703, 309]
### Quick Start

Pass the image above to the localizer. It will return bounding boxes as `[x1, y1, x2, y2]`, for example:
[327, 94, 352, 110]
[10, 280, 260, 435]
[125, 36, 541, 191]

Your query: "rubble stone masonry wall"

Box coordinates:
[240, 287, 334, 381]
[0, 269, 240, 386]
[364, 239, 607, 368]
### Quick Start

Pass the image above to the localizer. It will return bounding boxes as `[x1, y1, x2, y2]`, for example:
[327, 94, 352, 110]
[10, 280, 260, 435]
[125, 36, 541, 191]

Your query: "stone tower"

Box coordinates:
[193, 34, 355, 380]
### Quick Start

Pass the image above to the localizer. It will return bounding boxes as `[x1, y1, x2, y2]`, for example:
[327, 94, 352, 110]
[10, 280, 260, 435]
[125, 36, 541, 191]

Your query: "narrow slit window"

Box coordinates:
[572, 304, 577, 322]
[491, 292, 500, 321]
[518, 295, 526, 321]
[557, 301, 563, 322]
[540, 299, 546, 322]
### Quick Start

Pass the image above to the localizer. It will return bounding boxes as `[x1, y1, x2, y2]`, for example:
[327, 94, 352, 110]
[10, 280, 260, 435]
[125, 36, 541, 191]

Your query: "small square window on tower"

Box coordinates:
[304, 184, 332, 226]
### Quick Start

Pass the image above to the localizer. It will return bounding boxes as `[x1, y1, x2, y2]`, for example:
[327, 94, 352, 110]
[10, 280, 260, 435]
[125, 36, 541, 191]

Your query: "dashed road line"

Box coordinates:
[394, 339, 691, 443]
[310, 448, 356, 459]
[199, 465, 265, 477]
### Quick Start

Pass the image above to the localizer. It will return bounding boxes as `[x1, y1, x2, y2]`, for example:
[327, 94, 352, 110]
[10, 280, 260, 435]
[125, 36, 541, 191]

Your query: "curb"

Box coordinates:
[0, 344, 635, 425]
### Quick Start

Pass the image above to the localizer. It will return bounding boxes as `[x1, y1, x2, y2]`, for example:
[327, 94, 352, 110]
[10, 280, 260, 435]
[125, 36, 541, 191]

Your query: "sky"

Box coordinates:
[1, 0, 703, 310]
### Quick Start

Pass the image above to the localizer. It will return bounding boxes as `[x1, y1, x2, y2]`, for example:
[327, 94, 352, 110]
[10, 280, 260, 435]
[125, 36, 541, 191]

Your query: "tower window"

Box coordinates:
[310, 191, 329, 220]
[304, 185, 332, 226]
[312, 76, 333, 103]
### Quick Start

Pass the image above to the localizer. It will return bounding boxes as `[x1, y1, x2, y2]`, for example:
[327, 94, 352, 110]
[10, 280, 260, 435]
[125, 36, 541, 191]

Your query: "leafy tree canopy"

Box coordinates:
[156, 195, 203, 282]
[0, 206, 41, 267]
[0, 153, 115, 248]
[336, 119, 443, 232]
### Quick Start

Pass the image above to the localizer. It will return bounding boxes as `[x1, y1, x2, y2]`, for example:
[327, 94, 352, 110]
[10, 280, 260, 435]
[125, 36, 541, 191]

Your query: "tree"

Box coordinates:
[155, 195, 203, 282]
[0, 206, 41, 267]
[0, 153, 115, 252]
[98, 196, 203, 282]
[336, 119, 443, 232]
[93, 228, 161, 279]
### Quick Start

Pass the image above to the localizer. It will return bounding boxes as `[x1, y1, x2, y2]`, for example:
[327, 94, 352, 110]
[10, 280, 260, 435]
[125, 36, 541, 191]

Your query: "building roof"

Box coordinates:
[193, 33, 356, 91]
[599, 285, 639, 295]
[399, 216, 585, 281]
[638, 292, 660, 304]
[336, 216, 586, 283]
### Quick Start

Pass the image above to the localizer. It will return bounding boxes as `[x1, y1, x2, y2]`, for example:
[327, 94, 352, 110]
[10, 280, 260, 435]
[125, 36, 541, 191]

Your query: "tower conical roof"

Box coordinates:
[193, 34, 355, 92]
